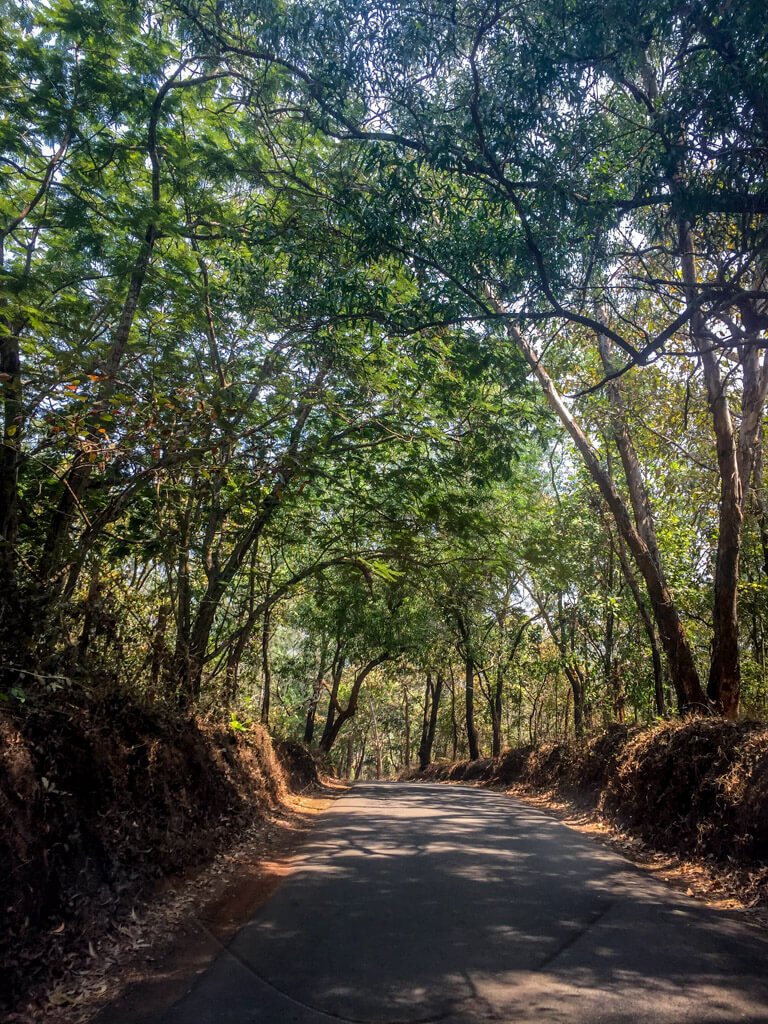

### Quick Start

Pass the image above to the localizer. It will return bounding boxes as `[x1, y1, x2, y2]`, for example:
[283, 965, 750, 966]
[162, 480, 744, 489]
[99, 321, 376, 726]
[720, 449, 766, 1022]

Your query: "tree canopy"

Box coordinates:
[2, 0, 768, 773]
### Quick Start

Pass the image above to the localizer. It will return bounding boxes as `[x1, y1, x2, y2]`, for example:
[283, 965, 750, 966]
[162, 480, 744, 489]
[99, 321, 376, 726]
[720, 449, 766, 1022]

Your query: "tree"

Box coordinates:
[200, 0, 768, 716]
[5, 0, 768, 757]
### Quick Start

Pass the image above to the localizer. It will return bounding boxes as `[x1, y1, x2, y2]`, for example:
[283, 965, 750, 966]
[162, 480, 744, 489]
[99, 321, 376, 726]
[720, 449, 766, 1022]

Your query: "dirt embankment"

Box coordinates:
[0, 690, 319, 1013]
[405, 720, 768, 902]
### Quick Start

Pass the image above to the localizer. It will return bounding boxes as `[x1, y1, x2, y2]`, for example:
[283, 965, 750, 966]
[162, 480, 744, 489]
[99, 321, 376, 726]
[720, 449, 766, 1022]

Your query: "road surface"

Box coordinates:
[149, 783, 768, 1023]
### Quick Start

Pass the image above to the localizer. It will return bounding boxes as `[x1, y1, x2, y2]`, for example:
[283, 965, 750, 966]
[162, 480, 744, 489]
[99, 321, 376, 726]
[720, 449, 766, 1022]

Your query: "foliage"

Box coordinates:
[2, 0, 768, 777]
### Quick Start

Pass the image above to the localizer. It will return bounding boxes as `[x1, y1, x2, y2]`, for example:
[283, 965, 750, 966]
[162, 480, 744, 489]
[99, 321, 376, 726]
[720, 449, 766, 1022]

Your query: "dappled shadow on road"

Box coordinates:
[164, 783, 768, 1024]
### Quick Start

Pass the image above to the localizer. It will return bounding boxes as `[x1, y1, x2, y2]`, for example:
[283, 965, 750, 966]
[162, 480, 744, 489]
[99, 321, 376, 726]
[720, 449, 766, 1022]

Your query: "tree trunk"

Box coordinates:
[260, 606, 272, 726]
[465, 654, 480, 761]
[224, 565, 260, 705]
[320, 654, 389, 753]
[353, 733, 368, 780]
[304, 637, 331, 745]
[677, 224, 739, 714]
[418, 671, 444, 768]
[488, 660, 503, 758]
[564, 665, 585, 740]
[448, 663, 459, 759]
[182, 592, 220, 701]
[418, 673, 432, 770]
[403, 684, 410, 767]
[369, 697, 383, 779]
[501, 313, 708, 713]
[675, 217, 768, 718]
[320, 643, 345, 751]
[596, 328, 694, 715]
[168, 497, 194, 698]
[427, 671, 444, 764]
[603, 524, 616, 726]
[603, 601, 624, 724]
[609, 526, 668, 716]
[597, 328, 665, 573]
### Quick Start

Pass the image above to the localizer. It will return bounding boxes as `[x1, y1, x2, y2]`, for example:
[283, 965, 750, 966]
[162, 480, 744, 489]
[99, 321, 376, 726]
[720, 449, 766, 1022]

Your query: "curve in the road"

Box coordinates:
[149, 782, 768, 1024]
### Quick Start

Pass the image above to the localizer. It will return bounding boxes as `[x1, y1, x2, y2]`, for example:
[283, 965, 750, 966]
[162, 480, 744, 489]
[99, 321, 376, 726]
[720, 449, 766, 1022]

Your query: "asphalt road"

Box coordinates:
[152, 782, 768, 1024]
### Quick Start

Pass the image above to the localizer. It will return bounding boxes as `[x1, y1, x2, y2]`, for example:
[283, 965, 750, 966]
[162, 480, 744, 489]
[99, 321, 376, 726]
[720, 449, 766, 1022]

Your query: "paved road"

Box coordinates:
[153, 783, 768, 1024]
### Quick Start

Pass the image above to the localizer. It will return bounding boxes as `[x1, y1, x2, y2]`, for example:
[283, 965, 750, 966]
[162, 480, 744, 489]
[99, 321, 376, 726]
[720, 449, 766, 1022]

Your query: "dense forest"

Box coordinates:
[3, 0, 768, 781]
